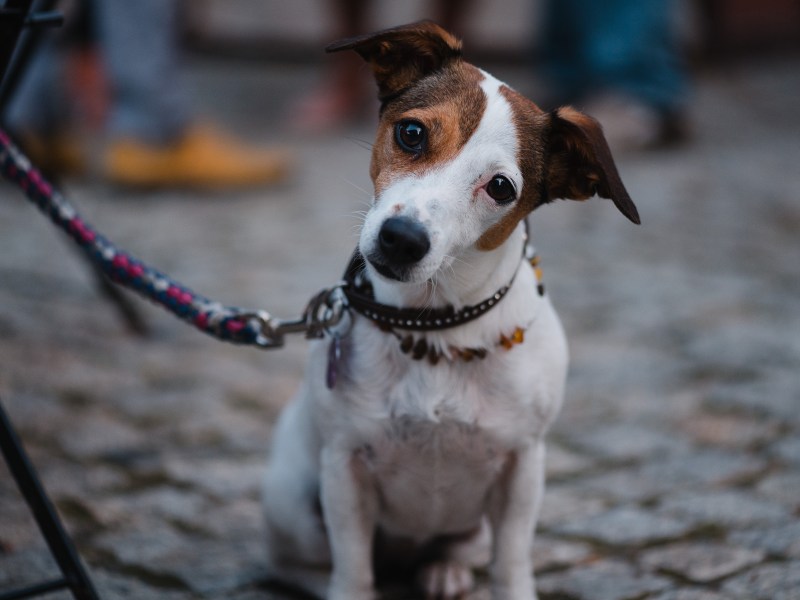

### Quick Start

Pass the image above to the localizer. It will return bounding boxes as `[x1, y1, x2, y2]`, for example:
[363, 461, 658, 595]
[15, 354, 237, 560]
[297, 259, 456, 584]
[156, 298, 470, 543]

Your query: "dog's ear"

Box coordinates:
[325, 20, 462, 102]
[544, 107, 640, 224]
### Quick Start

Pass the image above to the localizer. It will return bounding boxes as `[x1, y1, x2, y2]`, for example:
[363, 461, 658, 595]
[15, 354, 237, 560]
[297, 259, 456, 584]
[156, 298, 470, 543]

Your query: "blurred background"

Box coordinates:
[1, 1, 799, 599]
[186, 0, 799, 58]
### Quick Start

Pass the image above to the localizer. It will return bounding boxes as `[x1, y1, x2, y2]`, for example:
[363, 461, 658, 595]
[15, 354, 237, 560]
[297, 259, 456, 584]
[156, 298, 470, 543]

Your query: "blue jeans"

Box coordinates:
[6, 0, 191, 143]
[539, 0, 688, 114]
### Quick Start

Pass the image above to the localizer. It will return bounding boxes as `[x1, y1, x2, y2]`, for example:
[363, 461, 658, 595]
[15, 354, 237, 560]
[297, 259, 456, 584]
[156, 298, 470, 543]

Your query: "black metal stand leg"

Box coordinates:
[89, 259, 150, 337]
[0, 0, 59, 110]
[0, 399, 100, 600]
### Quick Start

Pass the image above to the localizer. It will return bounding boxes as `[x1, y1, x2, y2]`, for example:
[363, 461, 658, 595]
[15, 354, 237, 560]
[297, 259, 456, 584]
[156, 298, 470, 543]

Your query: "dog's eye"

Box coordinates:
[395, 120, 427, 154]
[486, 175, 516, 204]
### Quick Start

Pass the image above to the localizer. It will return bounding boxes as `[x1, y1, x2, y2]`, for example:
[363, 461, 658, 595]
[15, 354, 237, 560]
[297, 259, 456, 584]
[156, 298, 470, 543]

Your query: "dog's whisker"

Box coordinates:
[440, 255, 472, 289]
[337, 175, 373, 201]
[346, 136, 375, 152]
[426, 276, 439, 310]
[445, 254, 473, 270]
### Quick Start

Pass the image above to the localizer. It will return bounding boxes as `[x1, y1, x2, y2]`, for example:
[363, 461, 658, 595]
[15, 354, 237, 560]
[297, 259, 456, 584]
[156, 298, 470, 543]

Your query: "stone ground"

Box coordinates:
[1, 54, 799, 600]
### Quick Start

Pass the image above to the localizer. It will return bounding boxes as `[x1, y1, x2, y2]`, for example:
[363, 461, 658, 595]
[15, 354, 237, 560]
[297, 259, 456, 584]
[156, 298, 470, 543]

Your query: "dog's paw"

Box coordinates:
[417, 560, 475, 599]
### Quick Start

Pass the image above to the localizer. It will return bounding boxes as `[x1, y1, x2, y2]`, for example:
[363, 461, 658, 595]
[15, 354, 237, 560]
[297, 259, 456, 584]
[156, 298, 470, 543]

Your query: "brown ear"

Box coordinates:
[325, 20, 462, 102]
[545, 107, 640, 224]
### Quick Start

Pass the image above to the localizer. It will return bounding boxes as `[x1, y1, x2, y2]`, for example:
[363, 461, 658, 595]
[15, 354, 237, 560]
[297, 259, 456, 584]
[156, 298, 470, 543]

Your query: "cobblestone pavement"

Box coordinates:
[1, 56, 799, 600]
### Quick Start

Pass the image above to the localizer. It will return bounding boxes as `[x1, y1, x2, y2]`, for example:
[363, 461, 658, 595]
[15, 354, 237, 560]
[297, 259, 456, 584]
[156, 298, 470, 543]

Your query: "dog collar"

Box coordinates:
[341, 245, 543, 333]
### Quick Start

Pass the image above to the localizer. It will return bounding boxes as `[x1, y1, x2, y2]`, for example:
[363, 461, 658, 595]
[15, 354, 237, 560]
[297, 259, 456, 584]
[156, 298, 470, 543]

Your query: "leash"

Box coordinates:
[0, 128, 346, 349]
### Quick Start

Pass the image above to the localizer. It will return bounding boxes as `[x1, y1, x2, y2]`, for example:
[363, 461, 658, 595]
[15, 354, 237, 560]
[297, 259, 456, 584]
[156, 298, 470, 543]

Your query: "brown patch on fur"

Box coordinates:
[476, 86, 548, 251]
[369, 62, 487, 197]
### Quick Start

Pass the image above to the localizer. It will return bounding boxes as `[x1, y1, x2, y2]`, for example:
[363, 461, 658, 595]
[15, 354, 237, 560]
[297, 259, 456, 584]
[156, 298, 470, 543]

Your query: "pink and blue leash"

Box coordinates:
[0, 128, 279, 348]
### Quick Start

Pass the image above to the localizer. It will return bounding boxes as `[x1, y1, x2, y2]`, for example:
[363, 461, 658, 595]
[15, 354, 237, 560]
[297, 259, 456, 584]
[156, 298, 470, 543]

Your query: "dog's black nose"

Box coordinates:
[378, 217, 430, 265]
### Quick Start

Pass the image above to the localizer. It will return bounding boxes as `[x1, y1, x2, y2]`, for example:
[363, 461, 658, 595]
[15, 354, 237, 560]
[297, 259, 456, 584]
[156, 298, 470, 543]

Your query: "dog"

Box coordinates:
[262, 21, 639, 600]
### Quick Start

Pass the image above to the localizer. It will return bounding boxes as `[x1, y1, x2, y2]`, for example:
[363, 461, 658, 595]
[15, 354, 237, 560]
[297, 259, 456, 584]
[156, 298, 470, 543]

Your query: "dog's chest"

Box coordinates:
[336, 317, 545, 453]
[362, 411, 511, 538]
[342, 340, 535, 536]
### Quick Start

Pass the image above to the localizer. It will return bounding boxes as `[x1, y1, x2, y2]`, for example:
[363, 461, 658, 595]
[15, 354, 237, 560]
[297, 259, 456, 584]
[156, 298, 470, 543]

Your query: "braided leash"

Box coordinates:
[0, 128, 345, 348]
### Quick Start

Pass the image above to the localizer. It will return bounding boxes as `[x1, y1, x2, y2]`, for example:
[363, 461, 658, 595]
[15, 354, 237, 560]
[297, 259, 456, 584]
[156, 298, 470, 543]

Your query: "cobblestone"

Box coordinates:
[538, 482, 608, 527]
[648, 590, 728, 600]
[721, 560, 800, 600]
[755, 471, 800, 510]
[676, 413, 779, 450]
[639, 542, 764, 583]
[728, 521, 800, 559]
[656, 489, 791, 529]
[560, 422, 693, 463]
[94, 523, 263, 595]
[92, 569, 195, 600]
[769, 435, 800, 466]
[0, 547, 60, 592]
[531, 536, 594, 573]
[572, 449, 767, 503]
[1, 53, 799, 599]
[537, 560, 672, 600]
[553, 507, 694, 547]
[704, 373, 800, 424]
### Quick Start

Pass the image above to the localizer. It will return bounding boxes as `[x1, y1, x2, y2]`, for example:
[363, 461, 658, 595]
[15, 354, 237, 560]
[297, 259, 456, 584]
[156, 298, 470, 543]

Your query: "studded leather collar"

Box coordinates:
[341, 249, 529, 332]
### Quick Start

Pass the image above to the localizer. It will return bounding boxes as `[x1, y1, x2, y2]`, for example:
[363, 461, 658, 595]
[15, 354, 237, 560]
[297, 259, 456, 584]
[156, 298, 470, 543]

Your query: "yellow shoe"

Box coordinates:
[104, 124, 292, 189]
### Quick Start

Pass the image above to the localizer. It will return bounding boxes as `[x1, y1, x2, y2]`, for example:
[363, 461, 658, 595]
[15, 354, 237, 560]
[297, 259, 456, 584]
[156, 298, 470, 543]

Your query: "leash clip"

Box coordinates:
[252, 283, 348, 348]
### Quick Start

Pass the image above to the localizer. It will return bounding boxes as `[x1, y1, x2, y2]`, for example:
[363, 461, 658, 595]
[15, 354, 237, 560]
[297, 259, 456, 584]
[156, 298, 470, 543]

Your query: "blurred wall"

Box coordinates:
[188, 0, 800, 61]
[188, 0, 539, 58]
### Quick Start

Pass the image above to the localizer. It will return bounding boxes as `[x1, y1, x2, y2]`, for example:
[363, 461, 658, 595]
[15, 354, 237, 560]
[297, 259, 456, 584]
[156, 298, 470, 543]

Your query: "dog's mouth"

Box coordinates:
[366, 255, 406, 281]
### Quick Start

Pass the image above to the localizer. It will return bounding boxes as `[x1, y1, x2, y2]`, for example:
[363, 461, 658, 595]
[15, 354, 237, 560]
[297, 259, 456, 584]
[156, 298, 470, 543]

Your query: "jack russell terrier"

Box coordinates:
[262, 21, 639, 600]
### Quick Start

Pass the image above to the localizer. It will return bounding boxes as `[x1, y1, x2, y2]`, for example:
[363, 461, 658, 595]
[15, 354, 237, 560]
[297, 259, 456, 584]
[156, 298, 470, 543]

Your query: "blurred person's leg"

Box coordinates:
[3, 3, 92, 175]
[538, 0, 588, 107]
[582, 0, 688, 147]
[289, 0, 371, 133]
[539, 0, 688, 148]
[98, 0, 290, 187]
[292, 0, 473, 133]
[97, 0, 190, 144]
[436, 0, 474, 38]
[581, 0, 687, 119]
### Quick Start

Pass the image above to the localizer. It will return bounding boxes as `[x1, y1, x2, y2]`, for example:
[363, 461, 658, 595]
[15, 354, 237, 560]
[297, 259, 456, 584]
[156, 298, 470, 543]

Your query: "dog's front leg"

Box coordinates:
[320, 445, 378, 600]
[488, 440, 545, 600]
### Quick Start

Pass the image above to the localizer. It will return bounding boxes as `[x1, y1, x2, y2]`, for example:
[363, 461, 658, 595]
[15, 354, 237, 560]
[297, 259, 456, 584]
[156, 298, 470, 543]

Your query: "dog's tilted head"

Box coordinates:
[328, 21, 639, 285]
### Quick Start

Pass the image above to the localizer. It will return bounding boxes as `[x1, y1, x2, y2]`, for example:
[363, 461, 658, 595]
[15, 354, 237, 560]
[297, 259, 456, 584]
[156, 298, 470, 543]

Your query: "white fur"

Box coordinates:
[262, 71, 569, 600]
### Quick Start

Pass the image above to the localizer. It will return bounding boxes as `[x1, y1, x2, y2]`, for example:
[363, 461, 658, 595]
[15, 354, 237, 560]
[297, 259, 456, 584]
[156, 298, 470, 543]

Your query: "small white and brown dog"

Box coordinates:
[262, 21, 639, 600]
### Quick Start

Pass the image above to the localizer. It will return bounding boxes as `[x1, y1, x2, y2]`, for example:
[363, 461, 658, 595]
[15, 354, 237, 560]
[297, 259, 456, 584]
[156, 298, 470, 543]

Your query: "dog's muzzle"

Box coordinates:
[368, 216, 430, 280]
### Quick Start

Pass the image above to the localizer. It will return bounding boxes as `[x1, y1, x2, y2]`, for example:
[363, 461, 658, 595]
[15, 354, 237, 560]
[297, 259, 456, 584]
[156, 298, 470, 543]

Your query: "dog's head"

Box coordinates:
[328, 21, 639, 284]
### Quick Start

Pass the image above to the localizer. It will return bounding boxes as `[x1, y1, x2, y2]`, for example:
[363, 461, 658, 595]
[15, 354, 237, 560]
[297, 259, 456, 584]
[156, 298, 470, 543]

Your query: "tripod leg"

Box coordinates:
[0, 399, 100, 600]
